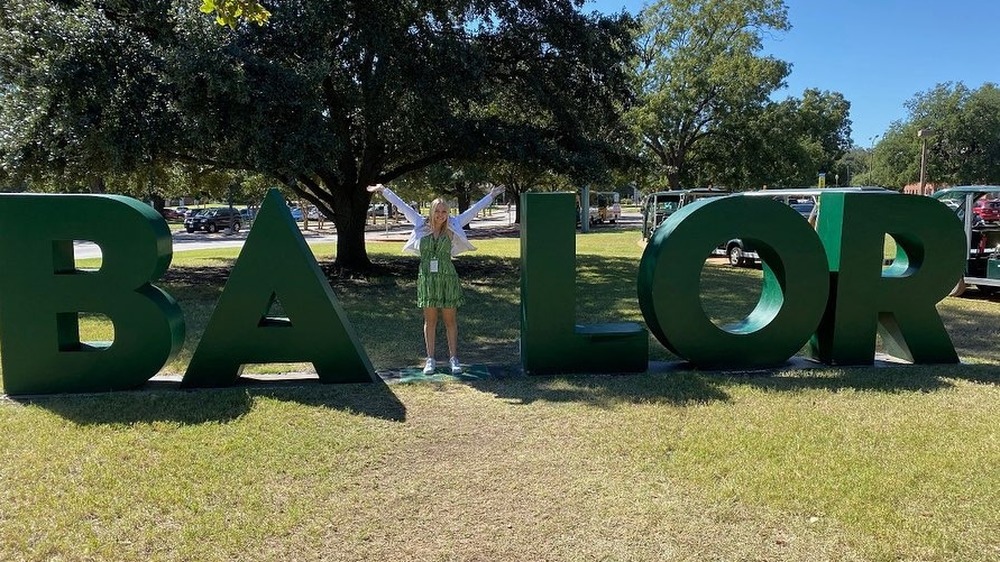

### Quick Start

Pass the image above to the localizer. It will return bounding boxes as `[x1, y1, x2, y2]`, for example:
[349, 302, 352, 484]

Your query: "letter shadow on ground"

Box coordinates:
[11, 378, 406, 426]
[468, 371, 731, 408]
[661, 359, 960, 395]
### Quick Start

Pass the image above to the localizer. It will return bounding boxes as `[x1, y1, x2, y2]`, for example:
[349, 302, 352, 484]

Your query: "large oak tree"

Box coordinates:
[869, 82, 1000, 188]
[0, 0, 634, 270]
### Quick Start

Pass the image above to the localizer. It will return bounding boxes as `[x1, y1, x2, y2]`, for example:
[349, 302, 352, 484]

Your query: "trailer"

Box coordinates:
[640, 188, 728, 240]
[931, 186, 1000, 297]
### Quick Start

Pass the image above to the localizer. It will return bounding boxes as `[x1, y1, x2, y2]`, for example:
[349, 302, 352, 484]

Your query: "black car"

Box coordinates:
[184, 207, 242, 233]
[790, 201, 816, 218]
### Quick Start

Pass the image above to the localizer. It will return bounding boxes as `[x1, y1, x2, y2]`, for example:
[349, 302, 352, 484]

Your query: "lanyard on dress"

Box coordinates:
[430, 230, 447, 254]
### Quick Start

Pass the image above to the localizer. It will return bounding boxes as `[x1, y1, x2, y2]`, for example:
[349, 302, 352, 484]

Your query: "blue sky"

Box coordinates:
[584, 0, 999, 146]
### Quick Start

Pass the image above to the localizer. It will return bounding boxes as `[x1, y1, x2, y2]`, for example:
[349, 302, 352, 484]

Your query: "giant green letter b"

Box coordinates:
[0, 195, 185, 394]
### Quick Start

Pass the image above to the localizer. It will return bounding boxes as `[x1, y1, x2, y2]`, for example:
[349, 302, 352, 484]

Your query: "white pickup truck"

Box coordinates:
[588, 192, 621, 224]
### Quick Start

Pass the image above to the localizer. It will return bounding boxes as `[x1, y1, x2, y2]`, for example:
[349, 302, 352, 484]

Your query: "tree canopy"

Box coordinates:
[200, 0, 270, 28]
[695, 88, 852, 189]
[868, 82, 1000, 188]
[1, 0, 635, 270]
[628, 0, 790, 190]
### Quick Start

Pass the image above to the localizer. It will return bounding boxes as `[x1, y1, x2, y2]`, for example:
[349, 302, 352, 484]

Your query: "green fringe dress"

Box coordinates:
[417, 233, 465, 308]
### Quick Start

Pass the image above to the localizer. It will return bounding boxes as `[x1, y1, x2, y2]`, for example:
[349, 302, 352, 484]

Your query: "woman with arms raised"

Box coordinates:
[367, 184, 505, 375]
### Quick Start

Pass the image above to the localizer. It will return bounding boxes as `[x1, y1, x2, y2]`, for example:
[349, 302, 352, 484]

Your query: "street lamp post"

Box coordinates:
[918, 128, 934, 194]
[868, 134, 880, 183]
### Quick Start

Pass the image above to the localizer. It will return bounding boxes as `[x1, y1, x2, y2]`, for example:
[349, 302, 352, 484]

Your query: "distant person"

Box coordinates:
[808, 197, 820, 229]
[367, 183, 504, 375]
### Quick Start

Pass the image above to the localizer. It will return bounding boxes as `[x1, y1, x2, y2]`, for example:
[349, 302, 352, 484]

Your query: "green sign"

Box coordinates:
[520, 193, 648, 374]
[524, 191, 965, 371]
[637, 195, 830, 368]
[0, 190, 968, 395]
[183, 190, 375, 386]
[809, 192, 966, 364]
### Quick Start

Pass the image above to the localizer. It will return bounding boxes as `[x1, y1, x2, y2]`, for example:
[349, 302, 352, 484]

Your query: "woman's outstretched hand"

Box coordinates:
[490, 186, 505, 198]
[367, 184, 384, 193]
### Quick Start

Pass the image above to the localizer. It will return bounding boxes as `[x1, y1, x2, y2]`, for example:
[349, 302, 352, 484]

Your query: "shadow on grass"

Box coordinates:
[706, 365, 959, 394]
[467, 361, 990, 410]
[939, 296, 1000, 365]
[13, 379, 406, 426]
[469, 372, 731, 408]
[920, 362, 1000, 387]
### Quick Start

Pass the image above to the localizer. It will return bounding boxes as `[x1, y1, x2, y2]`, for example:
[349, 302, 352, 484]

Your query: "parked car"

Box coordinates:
[160, 208, 184, 221]
[714, 187, 893, 267]
[184, 207, 242, 233]
[368, 203, 390, 217]
[972, 198, 1000, 223]
[790, 200, 816, 219]
[306, 205, 327, 221]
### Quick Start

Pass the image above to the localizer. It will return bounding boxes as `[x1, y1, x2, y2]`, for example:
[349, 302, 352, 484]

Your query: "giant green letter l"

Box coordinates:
[520, 192, 648, 374]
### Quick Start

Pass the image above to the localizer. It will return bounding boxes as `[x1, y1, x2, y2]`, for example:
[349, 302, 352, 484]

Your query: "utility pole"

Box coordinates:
[868, 134, 880, 184]
[918, 128, 935, 194]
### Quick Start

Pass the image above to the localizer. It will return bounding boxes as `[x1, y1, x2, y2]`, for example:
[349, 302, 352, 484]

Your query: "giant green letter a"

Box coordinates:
[182, 190, 375, 386]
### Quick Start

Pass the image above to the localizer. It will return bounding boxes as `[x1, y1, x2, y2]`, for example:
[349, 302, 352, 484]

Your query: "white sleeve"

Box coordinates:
[380, 188, 423, 226]
[456, 190, 500, 227]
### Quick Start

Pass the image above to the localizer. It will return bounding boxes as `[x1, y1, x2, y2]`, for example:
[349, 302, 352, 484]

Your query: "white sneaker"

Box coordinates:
[449, 357, 462, 375]
[422, 357, 436, 375]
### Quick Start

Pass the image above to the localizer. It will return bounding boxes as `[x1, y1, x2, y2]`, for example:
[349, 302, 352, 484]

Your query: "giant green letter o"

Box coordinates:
[637, 196, 830, 368]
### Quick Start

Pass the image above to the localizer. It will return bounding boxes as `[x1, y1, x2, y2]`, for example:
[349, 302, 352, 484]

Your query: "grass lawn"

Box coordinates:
[1, 228, 998, 561]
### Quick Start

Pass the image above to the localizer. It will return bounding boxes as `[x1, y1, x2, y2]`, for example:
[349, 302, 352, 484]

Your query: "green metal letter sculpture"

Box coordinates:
[182, 189, 375, 386]
[810, 192, 966, 364]
[520, 192, 648, 374]
[0, 194, 185, 394]
[637, 196, 830, 368]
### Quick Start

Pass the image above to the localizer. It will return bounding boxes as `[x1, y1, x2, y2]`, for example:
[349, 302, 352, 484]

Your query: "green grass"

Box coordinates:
[1, 228, 999, 561]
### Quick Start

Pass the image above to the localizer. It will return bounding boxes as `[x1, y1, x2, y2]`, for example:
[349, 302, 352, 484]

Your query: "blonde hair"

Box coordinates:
[427, 198, 454, 238]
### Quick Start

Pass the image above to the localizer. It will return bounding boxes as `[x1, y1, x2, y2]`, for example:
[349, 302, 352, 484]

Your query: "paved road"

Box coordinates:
[71, 207, 520, 260]
[70, 206, 646, 260]
[71, 229, 322, 260]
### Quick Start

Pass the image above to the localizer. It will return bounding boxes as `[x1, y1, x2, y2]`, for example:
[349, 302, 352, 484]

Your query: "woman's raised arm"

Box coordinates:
[456, 186, 505, 227]
[368, 184, 423, 226]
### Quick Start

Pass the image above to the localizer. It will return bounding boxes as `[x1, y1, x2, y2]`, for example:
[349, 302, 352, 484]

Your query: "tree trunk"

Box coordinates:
[150, 193, 166, 214]
[666, 171, 681, 190]
[88, 177, 106, 194]
[457, 187, 472, 215]
[331, 184, 374, 272]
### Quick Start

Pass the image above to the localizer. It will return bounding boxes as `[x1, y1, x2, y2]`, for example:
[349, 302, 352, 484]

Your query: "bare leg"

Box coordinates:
[442, 307, 458, 359]
[423, 307, 438, 359]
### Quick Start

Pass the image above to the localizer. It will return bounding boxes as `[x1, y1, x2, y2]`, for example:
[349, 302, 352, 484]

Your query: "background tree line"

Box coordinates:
[861, 82, 1000, 189]
[2, 0, 997, 271]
